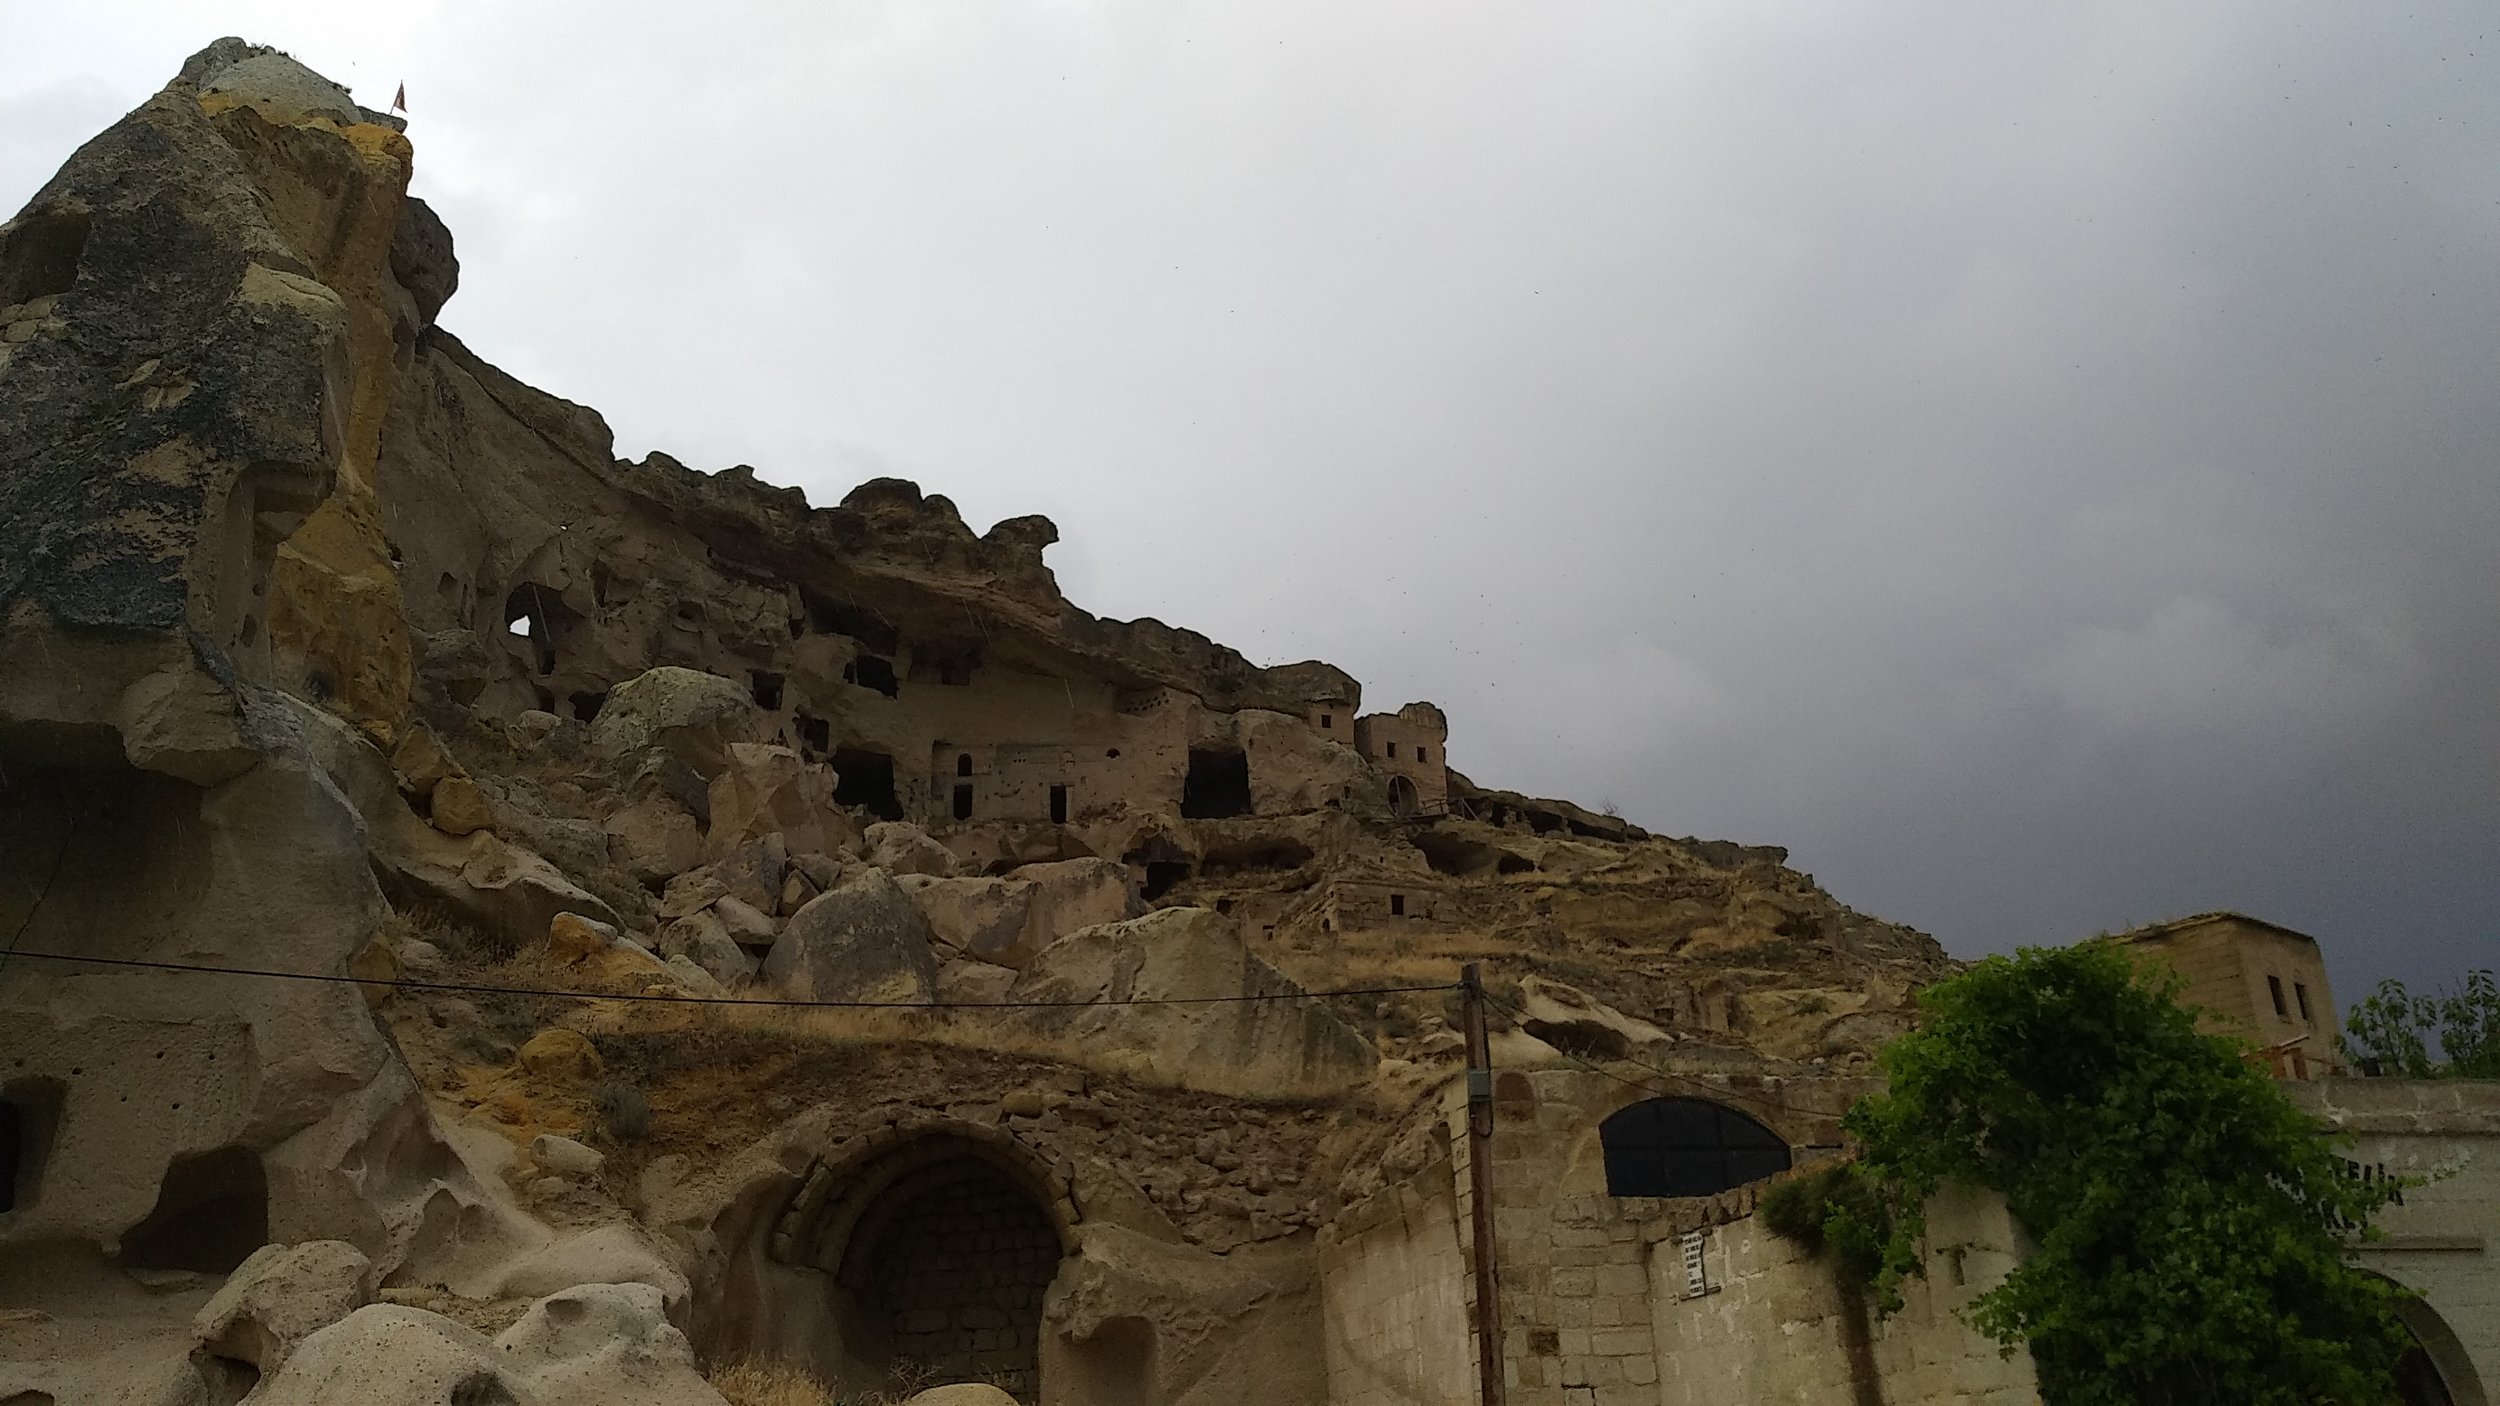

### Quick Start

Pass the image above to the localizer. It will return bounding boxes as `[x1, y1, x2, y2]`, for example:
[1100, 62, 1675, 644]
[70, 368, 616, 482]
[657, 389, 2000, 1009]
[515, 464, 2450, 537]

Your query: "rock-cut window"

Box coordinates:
[1598, 1097, 1790, 1198]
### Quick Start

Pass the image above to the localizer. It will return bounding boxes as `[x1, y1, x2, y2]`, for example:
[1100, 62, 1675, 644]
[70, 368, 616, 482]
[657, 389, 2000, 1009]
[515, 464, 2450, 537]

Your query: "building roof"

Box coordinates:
[2110, 910, 2321, 948]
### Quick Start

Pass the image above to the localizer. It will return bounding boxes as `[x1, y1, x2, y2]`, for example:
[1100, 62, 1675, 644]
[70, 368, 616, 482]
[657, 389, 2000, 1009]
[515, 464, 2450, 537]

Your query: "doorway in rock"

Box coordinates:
[831, 747, 904, 822]
[1179, 747, 1252, 819]
[830, 1146, 1063, 1401]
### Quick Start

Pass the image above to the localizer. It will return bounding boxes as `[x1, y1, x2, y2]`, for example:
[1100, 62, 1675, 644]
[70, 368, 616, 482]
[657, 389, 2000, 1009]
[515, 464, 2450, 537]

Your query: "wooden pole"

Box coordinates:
[1462, 962, 1506, 1406]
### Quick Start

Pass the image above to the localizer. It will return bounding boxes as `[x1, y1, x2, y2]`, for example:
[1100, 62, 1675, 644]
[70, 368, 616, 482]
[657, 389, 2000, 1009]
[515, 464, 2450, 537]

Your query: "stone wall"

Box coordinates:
[2296, 1077, 2500, 1403]
[1318, 1157, 1473, 1406]
[1648, 1185, 2037, 1406]
[861, 1161, 1060, 1397]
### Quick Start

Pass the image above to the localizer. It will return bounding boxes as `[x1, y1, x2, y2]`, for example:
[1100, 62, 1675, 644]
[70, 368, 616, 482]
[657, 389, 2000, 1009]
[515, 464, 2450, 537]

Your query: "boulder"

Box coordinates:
[389, 724, 458, 798]
[710, 895, 778, 950]
[494, 1282, 726, 1406]
[529, 1135, 604, 1179]
[1008, 857, 1139, 965]
[1008, 907, 1377, 1095]
[1514, 975, 1669, 1060]
[703, 741, 856, 860]
[518, 1028, 601, 1081]
[763, 870, 939, 1005]
[239, 1304, 516, 1406]
[658, 910, 754, 988]
[903, 1387, 1019, 1406]
[547, 910, 619, 964]
[603, 796, 702, 884]
[865, 820, 960, 878]
[428, 775, 494, 835]
[899, 874, 1031, 962]
[492, 1224, 691, 1317]
[191, 1240, 377, 1375]
[662, 954, 726, 995]
[450, 832, 621, 939]
[588, 667, 754, 778]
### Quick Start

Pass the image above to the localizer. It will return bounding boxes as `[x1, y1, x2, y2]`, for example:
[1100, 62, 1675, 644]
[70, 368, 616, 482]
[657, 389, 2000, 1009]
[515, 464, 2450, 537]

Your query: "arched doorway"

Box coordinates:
[778, 1132, 1074, 1403]
[2384, 1280, 2486, 1406]
[1598, 1097, 1791, 1198]
[1386, 774, 1420, 817]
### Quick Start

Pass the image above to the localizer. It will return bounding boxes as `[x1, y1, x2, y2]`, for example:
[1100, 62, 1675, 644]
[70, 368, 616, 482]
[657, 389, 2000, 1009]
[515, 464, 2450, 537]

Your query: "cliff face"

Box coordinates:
[0, 41, 1951, 1406]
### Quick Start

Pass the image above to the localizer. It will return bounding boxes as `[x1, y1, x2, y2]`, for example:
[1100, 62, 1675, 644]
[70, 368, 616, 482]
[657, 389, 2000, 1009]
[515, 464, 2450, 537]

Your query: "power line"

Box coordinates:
[4, 948, 1456, 1011]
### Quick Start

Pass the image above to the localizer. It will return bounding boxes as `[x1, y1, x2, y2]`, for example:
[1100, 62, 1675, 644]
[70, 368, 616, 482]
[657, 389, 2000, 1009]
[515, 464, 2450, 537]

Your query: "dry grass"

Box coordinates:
[707, 1357, 838, 1406]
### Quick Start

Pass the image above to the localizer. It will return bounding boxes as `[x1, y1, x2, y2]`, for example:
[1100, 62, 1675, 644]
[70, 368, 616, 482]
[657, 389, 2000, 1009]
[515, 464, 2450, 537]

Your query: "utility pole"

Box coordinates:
[1461, 962, 1505, 1406]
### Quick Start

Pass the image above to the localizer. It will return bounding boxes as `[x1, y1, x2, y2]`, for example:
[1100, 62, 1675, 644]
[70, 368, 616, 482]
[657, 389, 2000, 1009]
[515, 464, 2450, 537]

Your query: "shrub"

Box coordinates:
[595, 1080, 652, 1142]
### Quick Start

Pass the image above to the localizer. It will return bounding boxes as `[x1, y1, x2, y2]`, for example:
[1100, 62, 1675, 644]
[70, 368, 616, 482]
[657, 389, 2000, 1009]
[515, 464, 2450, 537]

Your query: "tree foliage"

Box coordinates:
[2341, 969, 2500, 1078]
[1780, 942, 2413, 1405]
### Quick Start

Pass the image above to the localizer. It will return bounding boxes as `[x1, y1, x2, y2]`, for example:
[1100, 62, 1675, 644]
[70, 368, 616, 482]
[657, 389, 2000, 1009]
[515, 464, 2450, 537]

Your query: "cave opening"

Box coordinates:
[118, 1145, 268, 1274]
[1179, 748, 1252, 819]
[0, 208, 89, 306]
[844, 655, 900, 699]
[832, 748, 903, 821]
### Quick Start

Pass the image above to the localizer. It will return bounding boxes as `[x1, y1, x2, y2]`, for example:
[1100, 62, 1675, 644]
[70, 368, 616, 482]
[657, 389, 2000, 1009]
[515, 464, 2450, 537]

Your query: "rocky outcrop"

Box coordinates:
[0, 38, 1960, 1406]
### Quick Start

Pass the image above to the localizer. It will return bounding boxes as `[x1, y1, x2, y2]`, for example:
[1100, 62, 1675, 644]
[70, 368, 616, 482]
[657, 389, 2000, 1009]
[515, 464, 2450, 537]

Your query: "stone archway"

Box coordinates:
[1386, 774, 1420, 817]
[2384, 1280, 2486, 1406]
[770, 1127, 1079, 1404]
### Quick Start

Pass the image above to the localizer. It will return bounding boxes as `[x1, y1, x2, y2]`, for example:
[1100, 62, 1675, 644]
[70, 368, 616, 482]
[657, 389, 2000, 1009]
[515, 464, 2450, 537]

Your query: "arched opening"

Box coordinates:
[1386, 775, 1420, 818]
[2383, 1277, 2485, 1406]
[118, 1145, 268, 1273]
[1598, 1098, 1790, 1198]
[783, 1135, 1071, 1403]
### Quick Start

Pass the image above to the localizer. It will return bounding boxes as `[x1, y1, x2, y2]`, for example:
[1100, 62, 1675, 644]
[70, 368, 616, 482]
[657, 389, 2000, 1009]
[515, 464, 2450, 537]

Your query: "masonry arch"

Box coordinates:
[1385, 774, 1420, 817]
[772, 1128, 1078, 1402]
[1598, 1097, 1791, 1198]
[2378, 1275, 2486, 1406]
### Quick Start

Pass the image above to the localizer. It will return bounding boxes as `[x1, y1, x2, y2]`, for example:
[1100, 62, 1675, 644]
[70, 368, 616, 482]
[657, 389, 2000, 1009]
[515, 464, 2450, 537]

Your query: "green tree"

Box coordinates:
[1793, 942, 2413, 1405]
[2341, 969, 2500, 1078]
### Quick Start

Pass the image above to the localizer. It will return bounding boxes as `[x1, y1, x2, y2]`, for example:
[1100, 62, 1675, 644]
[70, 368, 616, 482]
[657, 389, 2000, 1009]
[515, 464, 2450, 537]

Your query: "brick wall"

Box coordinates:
[860, 1162, 1061, 1396]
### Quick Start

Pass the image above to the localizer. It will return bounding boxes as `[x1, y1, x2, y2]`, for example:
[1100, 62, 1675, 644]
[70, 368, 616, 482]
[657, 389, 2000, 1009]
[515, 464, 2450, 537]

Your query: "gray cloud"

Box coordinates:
[6, 1, 2493, 1004]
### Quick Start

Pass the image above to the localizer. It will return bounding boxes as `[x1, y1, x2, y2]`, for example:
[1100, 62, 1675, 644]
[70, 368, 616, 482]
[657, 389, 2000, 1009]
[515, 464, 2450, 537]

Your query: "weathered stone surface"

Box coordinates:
[763, 869, 939, 1004]
[530, 1135, 604, 1179]
[495, 1282, 725, 1406]
[710, 894, 778, 950]
[191, 1240, 377, 1374]
[428, 774, 494, 835]
[865, 820, 960, 878]
[901, 1386, 1018, 1406]
[518, 1028, 601, 1080]
[589, 667, 754, 778]
[1010, 907, 1377, 1095]
[603, 795, 703, 883]
[659, 909, 754, 988]
[705, 741, 854, 861]
[240, 1304, 514, 1406]
[547, 911, 620, 964]
[493, 1224, 690, 1316]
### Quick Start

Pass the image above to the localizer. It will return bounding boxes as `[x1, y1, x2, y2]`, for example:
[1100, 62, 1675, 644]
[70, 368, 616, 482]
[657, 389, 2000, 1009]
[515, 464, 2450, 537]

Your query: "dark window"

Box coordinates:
[119, 1146, 268, 1273]
[1049, 785, 1069, 824]
[1417, 746, 1429, 764]
[1142, 861, 1191, 901]
[1389, 893, 1405, 917]
[952, 784, 974, 821]
[1320, 714, 1333, 729]
[2269, 975, 2288, 1018]
[802, 595, 901, 654]
[2295, 983, 2312, 1021]
[1386, 742, 1398, 759]
[844, 655, 900, 698]
[751, 671, 785, 710]
[797, 713, 831, 757]
[956, 753, 974, 777]
[1599, 1098, 1791, 1198]
[1180, 748, 1253, 819]
[831, 747, 903, 821]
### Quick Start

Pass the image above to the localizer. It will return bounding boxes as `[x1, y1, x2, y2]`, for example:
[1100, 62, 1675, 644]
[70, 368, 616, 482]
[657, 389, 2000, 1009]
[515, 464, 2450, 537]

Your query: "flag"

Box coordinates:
[391, 83, 407, 114]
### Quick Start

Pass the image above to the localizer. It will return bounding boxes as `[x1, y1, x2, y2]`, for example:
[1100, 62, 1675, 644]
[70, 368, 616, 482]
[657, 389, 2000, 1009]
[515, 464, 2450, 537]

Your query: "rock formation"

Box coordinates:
[0, 41, 1954, 1406]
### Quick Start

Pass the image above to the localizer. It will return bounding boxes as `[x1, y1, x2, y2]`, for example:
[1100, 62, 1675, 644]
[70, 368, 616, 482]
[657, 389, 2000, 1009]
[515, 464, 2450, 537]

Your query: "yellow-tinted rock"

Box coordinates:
[390, 725, 457, 797]
[428, 776, 492, 836]
[547, 911, 617, 965]
[349, 937, 399, 1010]
[517, 1028, 600, 1081]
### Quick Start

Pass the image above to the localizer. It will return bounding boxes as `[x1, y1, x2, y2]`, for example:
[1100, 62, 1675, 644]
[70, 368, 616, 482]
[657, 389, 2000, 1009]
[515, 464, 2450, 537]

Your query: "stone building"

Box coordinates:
[1355, 703, 1450, 816]
[2114, 911, 2345, 1076]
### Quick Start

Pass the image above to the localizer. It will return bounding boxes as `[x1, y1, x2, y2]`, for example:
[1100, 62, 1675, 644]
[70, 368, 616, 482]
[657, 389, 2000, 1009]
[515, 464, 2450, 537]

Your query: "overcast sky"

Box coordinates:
[6, 3, 2493, 1005]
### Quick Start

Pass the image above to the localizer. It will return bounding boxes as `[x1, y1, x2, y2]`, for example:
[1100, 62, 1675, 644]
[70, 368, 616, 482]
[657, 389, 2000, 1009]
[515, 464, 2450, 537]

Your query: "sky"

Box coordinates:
[4, 3, 2493, 1006]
